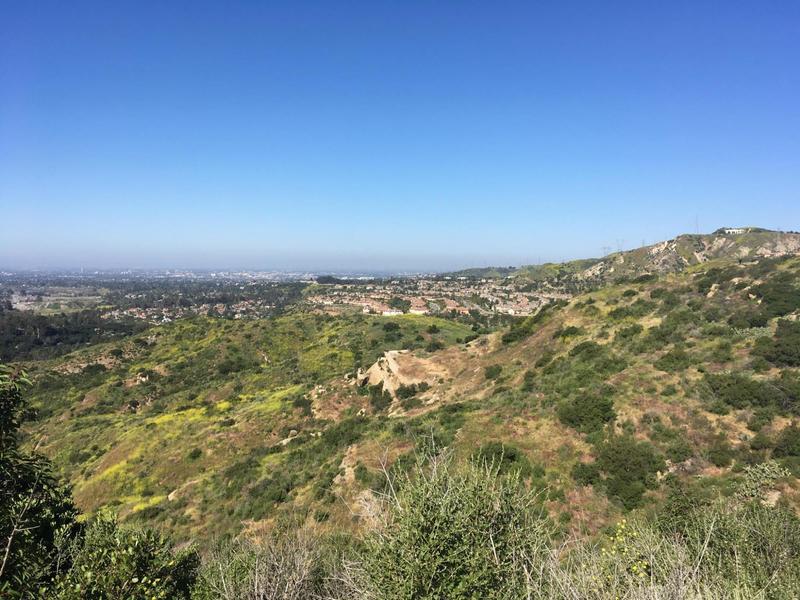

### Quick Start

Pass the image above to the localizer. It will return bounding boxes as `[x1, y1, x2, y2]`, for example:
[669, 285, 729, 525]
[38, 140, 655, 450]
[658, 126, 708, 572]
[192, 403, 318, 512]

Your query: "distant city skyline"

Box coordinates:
[2, 2, 799, 270]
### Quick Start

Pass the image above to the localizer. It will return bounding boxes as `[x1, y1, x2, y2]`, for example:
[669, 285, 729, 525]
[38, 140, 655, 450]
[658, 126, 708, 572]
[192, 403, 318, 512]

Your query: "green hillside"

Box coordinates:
[19, 253, 800, 549]
[22, 311, 474, 541]
[449, 228, 800, 287]
[8, 250, 800, 597]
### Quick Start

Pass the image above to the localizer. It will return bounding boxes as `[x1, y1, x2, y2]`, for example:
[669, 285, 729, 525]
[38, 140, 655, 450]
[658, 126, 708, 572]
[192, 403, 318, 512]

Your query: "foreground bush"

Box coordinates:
[187, 452, 800, 600]
[192, 528, 346, 600]
[53, 513, 199, 599]
[358, 451, 551, 600]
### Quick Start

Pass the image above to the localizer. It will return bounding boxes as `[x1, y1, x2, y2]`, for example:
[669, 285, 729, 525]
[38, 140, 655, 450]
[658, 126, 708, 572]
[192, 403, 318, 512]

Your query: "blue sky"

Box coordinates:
[1, 1, 799, 270]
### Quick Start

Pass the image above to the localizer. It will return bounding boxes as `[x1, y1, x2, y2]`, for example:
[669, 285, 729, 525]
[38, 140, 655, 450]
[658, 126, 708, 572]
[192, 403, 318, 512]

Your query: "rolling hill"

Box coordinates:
[450, 228, 800, 285]
[18, 230, 800, 548]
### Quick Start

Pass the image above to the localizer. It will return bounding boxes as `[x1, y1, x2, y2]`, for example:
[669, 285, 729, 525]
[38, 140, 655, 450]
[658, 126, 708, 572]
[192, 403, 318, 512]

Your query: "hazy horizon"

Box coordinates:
[2, 2, 799, 269]
[2, 224, 798, 274]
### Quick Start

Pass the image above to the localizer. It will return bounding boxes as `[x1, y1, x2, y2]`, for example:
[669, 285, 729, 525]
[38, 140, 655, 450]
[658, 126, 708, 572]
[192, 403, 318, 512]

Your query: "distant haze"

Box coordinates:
[2, 3, 799, 270]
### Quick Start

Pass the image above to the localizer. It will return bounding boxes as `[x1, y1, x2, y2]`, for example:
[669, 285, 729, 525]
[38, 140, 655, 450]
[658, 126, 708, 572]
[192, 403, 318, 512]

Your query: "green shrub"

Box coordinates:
[666, 437, 693, 462]
[553, 325, 584, 339]
[369, 384, 392, 412]
[572, 462, 600, 486]
[705, 435, 733, 467]
[749, 430, 774, 451]
[396, 382, 430, 400]
[774, 425, 800, 458]
[501, 301, 564, 344]
[426, 340, 444, 352]
[753, 320, 800, 366]
[704, 373, 782, 410]
[596, 435, 665, 509]
[557, 391, 616, 433]
[615, 323, 643, 343]
[521, 369, 536, 392]
[360, 452, 550, 600]
[608, 299, 657, 320]
[534, 350, 555, 368]
[54, 513, 198, 599]
[751, 277, 800, 319]
[484, 364, 503, 380]
[654, 346, 694, 372]
[471, 442, 536, 478]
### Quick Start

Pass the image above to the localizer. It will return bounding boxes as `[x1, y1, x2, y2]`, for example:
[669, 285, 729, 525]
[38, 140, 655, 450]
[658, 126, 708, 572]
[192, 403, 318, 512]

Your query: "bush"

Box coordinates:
[596, 435, 665, 509]
[369, 384, 392, 412]
[608, 299, 656, 320]
[706, 435, 734, 467]
[614, 323, 643, 343]
[751, 277, 800, 319]
[192, 529, 336, 600]
[572, 462, 600, 486]
[54, 513, 199, 599]
[359, 451, 550, 600]
[774, 425, 800, 458]
[425, 340, 444, 352]
[654, 346, 693, 372]
[501, 301, 564, 344]
[396, 382, 430, 400]
[567, 342, 627, 375]
[704, 373, 782, 410]
[753, 320, 800, 367]
[557, 391, 616, 433]
[553, 325, 583, 339]
[484, 364, 503, 380]
[471, 441, 536, 478]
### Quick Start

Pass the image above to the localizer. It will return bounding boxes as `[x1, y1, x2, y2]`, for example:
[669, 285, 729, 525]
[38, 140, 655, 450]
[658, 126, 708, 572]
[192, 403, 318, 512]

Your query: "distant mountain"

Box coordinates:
[449, 227, 800, 285]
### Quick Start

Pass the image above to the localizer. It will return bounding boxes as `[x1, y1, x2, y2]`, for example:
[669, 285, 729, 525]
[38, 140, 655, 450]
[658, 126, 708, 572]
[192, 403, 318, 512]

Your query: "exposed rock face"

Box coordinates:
[359, 350, 448, 396]
[573, 230, 800, 283]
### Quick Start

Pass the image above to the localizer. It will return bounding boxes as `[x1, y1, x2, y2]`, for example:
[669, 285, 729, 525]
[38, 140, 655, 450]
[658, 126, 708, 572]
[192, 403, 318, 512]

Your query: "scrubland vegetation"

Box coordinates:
[4, 245, 800, 597]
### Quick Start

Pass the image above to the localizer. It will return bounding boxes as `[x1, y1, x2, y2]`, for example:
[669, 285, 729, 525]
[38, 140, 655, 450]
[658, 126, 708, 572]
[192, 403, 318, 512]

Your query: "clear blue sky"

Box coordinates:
[1, 1, 799, 271]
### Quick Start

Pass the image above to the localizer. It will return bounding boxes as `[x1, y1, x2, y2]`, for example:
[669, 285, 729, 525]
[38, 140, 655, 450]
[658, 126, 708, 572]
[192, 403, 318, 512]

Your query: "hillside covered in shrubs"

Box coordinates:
[5, 250, 800, 597]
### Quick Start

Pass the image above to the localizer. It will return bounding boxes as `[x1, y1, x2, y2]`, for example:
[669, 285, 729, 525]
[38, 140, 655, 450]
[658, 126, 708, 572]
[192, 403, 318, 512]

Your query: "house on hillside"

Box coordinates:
[715, 227, 754, 235]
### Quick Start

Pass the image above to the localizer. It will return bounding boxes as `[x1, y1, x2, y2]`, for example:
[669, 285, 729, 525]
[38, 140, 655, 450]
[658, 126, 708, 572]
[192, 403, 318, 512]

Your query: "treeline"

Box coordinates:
[0, 307, 147, 362]
[104, 281, 307, 311]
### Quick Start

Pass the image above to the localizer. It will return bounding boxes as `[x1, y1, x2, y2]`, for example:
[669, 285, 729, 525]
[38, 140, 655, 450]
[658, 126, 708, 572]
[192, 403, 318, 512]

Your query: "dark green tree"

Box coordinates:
[0, 364, 81, 596]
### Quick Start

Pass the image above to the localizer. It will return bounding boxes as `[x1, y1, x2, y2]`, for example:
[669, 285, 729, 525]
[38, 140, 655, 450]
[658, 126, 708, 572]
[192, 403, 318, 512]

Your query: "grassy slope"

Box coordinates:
[23, 311, 474, 541]
[327, 255, 800, 538]
[22, 254, 800, 547]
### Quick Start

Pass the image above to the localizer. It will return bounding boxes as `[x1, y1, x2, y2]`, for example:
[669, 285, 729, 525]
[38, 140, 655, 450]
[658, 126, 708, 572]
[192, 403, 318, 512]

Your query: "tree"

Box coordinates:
[0, 364, 81, 596]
